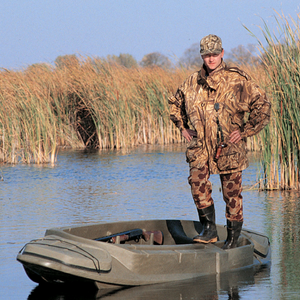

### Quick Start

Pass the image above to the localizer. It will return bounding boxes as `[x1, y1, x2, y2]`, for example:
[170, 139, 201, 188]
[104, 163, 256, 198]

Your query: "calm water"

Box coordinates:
[1, 145, 300, 299]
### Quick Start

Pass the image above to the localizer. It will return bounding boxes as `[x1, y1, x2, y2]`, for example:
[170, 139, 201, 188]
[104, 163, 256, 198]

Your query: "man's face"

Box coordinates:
[201, 49, 224, 73]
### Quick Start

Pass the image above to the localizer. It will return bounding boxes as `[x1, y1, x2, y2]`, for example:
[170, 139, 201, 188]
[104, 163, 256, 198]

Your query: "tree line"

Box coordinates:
[28, 42, 260, 72]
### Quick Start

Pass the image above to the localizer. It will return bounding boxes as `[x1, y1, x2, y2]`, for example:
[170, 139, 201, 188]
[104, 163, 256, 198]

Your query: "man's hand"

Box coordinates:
[182, 129, 197, 142]
[229, 130, 242, 144]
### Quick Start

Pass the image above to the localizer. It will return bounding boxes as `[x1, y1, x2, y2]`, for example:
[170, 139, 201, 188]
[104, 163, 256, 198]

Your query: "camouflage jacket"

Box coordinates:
[169, 61, 271, 174]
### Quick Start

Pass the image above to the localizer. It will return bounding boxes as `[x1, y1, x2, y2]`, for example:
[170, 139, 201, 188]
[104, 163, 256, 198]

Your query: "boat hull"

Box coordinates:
[17, 219, 271, 288]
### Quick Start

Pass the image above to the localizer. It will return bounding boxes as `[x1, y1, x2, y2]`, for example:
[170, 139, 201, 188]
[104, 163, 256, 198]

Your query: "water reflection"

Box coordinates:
[27, 265, 270, 300]
[267, 190, 300, 297]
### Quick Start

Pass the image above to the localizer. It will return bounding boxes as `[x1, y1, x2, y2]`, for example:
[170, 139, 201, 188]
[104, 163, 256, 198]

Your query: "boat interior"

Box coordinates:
[48, 219, 252, 249]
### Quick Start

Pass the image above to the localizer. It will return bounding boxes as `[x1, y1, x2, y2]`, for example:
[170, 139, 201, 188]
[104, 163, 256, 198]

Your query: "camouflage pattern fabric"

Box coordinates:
[200, 34, 223, 55]
[220, 171, 243, 221]
[169, 61, 271, 175]
[188, 164, 214, 210]
[188, 164, 243, 221]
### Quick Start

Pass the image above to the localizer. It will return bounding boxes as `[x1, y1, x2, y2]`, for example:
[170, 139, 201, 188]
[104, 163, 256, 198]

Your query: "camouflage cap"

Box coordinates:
[200, 34, 223, 56]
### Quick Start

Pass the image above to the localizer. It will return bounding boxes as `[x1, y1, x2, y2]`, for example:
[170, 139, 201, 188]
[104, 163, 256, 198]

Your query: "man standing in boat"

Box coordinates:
[169, 34, 271, 249]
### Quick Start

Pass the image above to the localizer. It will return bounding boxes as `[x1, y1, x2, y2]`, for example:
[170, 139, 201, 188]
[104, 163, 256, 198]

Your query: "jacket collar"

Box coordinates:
[197, 60, 226, 90]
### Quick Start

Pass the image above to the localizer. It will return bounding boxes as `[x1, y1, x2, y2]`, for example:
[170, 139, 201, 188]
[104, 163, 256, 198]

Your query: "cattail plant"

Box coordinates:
[0, 59, 186, 164]
[246, 12, 300, 190]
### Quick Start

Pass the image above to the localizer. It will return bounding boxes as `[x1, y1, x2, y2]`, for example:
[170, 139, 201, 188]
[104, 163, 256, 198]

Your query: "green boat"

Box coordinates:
[17, 219, 270, 289]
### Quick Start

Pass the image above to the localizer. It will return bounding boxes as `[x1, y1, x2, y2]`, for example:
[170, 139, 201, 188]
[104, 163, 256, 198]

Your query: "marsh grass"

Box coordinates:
[0, 59, 187, 164]
[0, 65, 83, 164]
[246, 11, 300, 190]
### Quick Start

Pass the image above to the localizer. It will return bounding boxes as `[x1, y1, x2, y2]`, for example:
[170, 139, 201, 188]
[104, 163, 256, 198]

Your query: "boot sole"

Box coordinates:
[193, 237, 218, 243]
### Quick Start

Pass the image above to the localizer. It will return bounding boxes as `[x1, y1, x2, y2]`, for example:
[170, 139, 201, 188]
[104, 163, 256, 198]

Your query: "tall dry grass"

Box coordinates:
[0, 59, 187, 164]
[245, 11, 300, 190]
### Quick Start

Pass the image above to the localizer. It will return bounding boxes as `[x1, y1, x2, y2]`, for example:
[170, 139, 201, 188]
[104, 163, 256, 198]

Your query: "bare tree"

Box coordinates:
[225, 44, 260, 66]
[107, 53, 138, 68]
[140, 52, 172, 69]
[55, 54, 80, 68]
[179, 43, 202, 69]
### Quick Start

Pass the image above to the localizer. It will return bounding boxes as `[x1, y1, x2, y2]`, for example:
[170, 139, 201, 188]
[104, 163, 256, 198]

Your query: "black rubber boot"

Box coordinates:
[222, 219, 243, 249]
[193, 204, 218, 243]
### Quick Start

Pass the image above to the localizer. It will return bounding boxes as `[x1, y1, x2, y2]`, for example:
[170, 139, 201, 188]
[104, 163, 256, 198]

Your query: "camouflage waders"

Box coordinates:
[188, 163, 243, 222]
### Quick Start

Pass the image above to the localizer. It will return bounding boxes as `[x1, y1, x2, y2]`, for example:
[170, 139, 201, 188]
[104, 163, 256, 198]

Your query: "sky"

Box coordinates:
[0, 0, 299, 70]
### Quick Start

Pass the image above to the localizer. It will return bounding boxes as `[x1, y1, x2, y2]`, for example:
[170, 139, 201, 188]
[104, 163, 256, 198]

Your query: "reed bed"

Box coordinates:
[250, 12, 300, 190]
[71, 58, 186, 149]
[0, 59, 187, 164]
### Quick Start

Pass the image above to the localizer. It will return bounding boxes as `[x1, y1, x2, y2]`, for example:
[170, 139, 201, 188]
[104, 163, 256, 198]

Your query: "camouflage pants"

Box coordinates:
[188, 164, 243, 222]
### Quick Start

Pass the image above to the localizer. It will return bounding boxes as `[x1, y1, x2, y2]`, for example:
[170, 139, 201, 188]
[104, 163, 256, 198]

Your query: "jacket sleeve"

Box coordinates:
[241, 80, 271, 138]
[168, 88, 189, 132]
